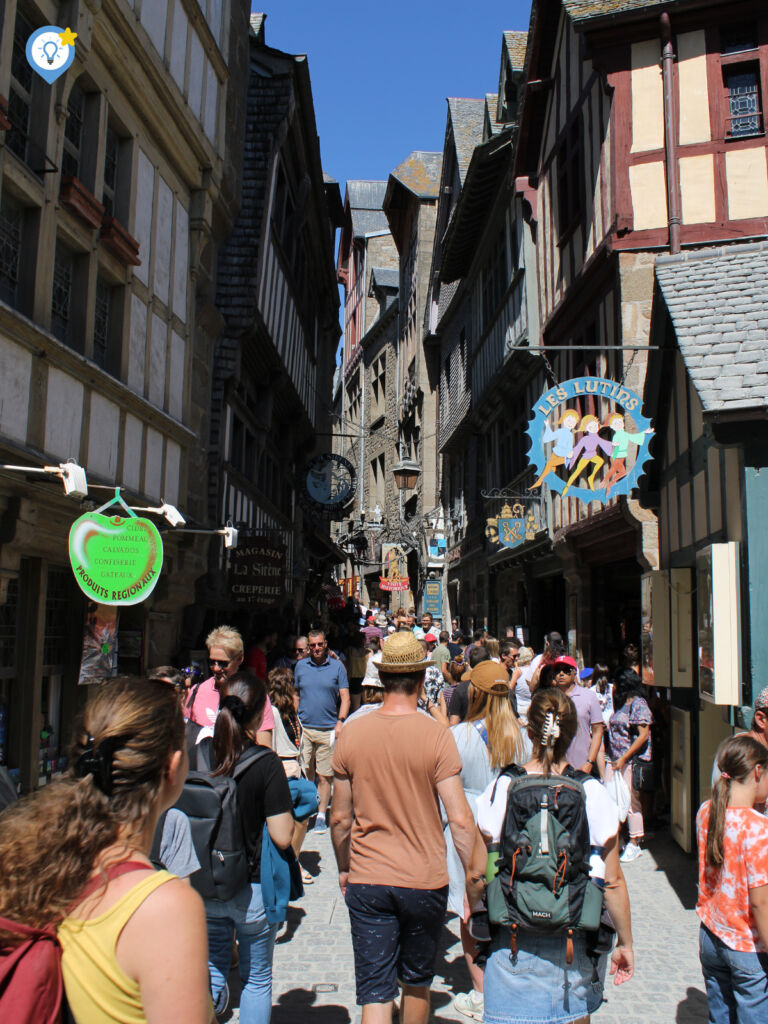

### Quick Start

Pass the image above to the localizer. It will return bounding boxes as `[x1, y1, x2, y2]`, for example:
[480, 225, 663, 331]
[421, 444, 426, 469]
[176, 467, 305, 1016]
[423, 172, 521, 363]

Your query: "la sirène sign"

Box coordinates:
[69, 511, 163, 606]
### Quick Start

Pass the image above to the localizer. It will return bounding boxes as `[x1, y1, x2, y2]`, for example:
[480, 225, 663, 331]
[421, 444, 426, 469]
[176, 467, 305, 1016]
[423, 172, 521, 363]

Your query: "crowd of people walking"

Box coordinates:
[1, 602, 767, 1023]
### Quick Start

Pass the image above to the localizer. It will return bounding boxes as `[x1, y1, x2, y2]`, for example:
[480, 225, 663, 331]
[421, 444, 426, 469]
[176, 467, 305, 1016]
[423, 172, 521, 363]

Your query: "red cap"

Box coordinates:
[553, 654, 579, 671]
[367, 615, 375, 623]
[424, 632, 437, 643]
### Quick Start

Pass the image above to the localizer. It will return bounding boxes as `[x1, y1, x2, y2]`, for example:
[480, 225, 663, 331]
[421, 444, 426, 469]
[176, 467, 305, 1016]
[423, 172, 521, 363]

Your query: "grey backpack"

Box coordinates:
[175, 747, 270, 901]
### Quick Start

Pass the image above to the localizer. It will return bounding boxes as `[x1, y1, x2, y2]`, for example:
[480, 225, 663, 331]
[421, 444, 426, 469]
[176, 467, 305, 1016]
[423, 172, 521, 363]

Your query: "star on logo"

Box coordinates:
[58, 27, 78, 47]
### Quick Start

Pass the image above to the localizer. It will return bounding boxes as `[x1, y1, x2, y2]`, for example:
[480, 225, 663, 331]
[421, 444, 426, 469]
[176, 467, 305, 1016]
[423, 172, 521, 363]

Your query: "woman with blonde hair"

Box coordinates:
[469, 686, 634, 1024]
[0, 677, 211, 1023]
[447, 661, 530, 1021]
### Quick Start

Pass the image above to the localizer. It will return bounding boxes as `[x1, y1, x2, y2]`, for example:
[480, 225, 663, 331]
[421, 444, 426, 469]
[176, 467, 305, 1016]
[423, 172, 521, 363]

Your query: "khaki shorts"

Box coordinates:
[301, 726, 334, 778]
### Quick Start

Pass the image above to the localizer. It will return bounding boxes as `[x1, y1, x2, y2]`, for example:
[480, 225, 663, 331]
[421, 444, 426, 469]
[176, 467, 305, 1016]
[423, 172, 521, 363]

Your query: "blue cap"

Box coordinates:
[579, 667, 593, 680]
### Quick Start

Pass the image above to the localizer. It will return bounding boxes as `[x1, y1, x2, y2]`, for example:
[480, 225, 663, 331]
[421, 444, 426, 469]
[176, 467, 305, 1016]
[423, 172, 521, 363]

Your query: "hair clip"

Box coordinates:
[542, 711, 561, 747]
[221, 694, 247, 723]
[720, 771, 731, 781]
[74, 734, 123, 796]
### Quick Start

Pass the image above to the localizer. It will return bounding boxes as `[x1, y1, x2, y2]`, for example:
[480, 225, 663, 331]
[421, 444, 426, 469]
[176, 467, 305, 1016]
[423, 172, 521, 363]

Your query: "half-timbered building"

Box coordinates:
[206, 15, 342, 639]
[0, 0, 251, 791]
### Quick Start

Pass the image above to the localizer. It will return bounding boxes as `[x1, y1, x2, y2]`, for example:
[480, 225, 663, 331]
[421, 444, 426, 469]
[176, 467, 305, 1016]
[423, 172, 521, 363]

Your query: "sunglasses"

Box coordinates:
[308, 642, 326, 649]
[209, 658, 232, 669]
[295, 647, 308, 652]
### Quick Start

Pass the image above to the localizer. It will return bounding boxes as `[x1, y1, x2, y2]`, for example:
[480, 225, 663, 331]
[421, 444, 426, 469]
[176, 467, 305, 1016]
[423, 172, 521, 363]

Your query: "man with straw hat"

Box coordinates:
[331, 631, 476, 1024]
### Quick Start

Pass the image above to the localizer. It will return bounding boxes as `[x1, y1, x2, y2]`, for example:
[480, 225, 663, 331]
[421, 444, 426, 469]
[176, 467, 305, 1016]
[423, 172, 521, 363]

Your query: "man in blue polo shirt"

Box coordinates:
[295, 628, 350, 832]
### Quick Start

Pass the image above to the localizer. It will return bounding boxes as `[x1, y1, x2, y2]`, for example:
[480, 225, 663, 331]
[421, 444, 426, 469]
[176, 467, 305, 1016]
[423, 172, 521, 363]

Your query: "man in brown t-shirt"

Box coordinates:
[331, 631, 475, 1024]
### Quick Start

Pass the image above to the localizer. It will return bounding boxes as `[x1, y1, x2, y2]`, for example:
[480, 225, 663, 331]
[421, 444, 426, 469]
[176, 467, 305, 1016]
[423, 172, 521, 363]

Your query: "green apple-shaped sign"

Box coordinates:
[69, 512, 163, 606]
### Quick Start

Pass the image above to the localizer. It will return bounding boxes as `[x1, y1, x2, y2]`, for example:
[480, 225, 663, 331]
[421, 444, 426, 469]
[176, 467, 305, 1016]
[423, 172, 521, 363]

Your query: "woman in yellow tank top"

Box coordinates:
[0, 677, 213, 1023]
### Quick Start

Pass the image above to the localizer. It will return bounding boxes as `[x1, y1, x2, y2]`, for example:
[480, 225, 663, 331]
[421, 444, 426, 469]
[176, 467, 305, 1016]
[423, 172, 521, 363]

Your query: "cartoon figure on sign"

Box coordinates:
[602, 412, 654, 497]
[562, 414, 614, 495]
[530, 408, 579, 490]
[527, 377, 654, 504]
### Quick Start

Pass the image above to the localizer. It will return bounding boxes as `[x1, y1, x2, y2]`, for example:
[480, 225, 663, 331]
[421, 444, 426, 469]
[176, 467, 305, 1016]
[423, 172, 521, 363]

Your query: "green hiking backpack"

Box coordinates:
[486, 765, 604, 959]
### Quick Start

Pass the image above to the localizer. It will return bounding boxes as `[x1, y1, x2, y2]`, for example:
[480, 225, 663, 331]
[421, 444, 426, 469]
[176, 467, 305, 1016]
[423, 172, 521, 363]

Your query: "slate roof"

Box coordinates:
[563, 0, 673, 25]
[447, 98, 486, 184]
[655, 242, 768, 415]
[390, 151, 442, 198]
[346, 180, 389, 238]
[370, 267, 399, 291]
[485, 93, 504, 137]
[503, 31, 528, 69]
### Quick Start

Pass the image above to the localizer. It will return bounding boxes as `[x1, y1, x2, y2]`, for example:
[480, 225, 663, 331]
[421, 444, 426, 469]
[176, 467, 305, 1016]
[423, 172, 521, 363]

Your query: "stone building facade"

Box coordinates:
[333, 181, 402, 604]
[0, 0, 251, 790]
[199, 15, 343, 639]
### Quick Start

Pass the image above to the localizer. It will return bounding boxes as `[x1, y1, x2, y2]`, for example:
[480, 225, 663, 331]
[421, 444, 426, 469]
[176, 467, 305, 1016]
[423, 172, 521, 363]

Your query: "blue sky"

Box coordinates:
[254, 1, 532, 189]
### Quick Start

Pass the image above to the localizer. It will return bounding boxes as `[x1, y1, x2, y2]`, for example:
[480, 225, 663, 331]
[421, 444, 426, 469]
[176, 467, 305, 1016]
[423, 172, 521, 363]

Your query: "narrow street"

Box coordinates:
[225, 829, 707, 1023]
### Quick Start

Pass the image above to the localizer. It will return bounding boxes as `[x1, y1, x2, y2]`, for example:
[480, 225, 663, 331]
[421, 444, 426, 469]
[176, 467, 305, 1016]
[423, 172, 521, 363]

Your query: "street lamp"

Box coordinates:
[392, 457, 421, 491]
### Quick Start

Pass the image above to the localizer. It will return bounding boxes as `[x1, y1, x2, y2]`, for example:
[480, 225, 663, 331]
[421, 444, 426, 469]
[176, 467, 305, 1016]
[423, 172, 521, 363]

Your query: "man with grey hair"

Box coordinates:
[294, 628, 349, 832]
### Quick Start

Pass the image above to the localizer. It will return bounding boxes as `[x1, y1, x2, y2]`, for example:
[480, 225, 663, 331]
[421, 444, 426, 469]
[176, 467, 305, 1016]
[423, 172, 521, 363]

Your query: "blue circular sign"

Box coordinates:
[526, 377, 654, 505]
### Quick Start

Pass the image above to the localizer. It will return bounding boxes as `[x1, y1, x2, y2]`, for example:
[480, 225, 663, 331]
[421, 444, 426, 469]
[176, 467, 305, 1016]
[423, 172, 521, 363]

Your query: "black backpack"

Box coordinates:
[175, 747, 270, 901]
[486, 765, 603, 960]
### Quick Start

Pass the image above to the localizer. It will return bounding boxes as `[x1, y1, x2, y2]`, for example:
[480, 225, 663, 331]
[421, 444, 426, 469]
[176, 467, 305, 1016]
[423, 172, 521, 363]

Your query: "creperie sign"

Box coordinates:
[229, 538, 286, 607]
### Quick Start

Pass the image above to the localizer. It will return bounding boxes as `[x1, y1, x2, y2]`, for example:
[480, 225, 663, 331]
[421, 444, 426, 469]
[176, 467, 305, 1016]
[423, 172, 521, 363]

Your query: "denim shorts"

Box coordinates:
[345, 883, 448, 1005]
[483, 928, 605, 1024]
[699, 924, 768, 1024]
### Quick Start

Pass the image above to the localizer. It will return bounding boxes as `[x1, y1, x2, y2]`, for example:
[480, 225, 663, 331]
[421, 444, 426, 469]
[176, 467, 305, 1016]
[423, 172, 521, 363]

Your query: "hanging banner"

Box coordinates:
[78, 601, 119, 685]
[423, 580, 442, 618]
[229, 537, 286, 607]
[527, 377, 654, 504]
[380, 544, 410, 592]
[485, 502, 536, 549]
[69, 511, 163, 605]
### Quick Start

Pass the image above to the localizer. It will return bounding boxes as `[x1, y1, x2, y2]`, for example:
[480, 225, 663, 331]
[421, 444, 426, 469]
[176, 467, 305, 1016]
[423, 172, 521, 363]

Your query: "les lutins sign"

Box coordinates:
[69, 494, 163, 606]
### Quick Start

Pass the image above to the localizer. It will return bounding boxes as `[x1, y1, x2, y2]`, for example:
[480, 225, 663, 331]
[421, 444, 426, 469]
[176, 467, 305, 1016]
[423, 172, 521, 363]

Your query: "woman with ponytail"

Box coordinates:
[0, 677, 211, 1023]
[448, 661, 530, 1020]
[469, 687, 634, 1024]
[697, 734, 768, 1023]
[206, 671, 294, 1023]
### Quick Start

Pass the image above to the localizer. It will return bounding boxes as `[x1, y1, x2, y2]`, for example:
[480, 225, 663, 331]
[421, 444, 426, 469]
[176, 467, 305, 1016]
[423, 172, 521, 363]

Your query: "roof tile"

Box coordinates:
[656, 242, 768, 415]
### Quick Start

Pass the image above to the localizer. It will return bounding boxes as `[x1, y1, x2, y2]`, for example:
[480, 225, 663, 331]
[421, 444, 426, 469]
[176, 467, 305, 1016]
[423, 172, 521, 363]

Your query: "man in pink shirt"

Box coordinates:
[186, 624, 275, 735]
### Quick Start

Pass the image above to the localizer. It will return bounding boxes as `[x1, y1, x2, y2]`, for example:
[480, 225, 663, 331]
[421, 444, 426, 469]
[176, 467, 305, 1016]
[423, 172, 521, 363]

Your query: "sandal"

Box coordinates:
[301, 868, 314, 885]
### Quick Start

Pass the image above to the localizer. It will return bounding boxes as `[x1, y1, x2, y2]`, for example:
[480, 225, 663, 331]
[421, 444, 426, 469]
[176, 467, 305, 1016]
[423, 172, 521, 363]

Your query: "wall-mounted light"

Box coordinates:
[392, 457, 421, 491]
[0, 458, 88, 499]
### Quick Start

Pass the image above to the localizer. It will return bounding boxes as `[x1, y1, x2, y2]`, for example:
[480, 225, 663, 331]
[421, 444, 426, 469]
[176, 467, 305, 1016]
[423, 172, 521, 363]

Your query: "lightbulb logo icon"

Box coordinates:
[25, 26, 77, 84]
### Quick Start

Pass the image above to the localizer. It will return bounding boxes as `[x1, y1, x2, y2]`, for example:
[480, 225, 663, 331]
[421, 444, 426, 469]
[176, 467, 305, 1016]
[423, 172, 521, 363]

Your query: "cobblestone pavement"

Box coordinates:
[226, 829, 707, 1023]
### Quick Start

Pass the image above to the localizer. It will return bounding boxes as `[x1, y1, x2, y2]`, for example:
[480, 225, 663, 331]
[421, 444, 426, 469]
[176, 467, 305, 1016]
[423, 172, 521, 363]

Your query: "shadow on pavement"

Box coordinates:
[299, 850, 322, 879]
[272, 988, 351, 1023]
[676, 985, 709, 1022]
[276, 906, 306, 945]
[646, 832, 698, 911]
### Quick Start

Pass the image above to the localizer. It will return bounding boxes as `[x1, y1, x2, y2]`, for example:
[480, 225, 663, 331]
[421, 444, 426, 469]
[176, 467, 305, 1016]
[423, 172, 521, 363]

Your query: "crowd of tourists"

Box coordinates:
[1, 605, 768, 1024]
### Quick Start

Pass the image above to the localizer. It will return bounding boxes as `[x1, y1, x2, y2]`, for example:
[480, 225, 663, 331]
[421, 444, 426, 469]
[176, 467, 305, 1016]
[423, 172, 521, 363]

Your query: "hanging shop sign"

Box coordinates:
[527, 377, 654, 504]
[229, 536, 286, 608]
[485, 502, 536, 549]
[69, 493, 163, 606]
[299, 453, 356, 515]
[423, 580, 443, 618]
[380, 543, 410, 592]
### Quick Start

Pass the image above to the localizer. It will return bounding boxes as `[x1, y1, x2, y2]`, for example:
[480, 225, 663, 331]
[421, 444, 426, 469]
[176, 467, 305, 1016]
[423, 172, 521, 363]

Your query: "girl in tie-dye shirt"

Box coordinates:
[696, 734, 768, 1024]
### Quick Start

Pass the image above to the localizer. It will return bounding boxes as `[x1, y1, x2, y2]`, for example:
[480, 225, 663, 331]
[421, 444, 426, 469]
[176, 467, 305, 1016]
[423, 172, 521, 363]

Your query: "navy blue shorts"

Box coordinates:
[345, 883, 448, 1005]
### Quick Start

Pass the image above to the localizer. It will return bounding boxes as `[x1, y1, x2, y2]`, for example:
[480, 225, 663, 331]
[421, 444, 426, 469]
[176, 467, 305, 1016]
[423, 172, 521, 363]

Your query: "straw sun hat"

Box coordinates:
[376, 630, 433, 674]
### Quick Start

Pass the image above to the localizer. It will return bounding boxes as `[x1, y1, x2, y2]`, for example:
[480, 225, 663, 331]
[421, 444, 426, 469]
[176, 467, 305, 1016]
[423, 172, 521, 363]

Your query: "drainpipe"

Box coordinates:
[661, 13, 681, 254]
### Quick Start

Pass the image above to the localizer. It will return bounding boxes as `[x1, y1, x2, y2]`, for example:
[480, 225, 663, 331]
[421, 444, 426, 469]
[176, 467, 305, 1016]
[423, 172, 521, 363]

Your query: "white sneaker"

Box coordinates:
[620, 842, 643, 863]
[453, 990, 484, 1021]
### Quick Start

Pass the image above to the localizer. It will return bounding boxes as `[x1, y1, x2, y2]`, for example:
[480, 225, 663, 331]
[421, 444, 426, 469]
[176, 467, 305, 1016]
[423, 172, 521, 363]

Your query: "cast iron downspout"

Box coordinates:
[661, 13, 681, 254]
